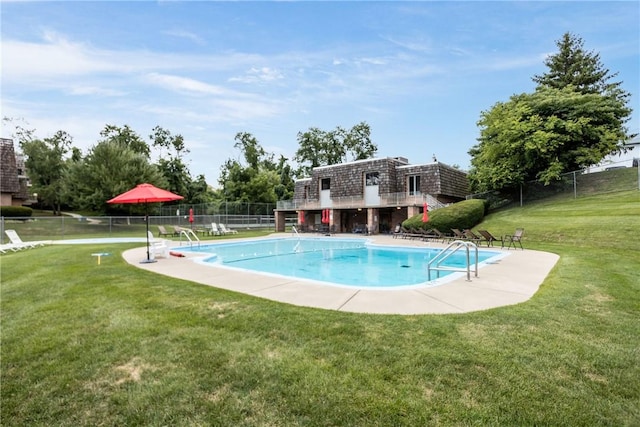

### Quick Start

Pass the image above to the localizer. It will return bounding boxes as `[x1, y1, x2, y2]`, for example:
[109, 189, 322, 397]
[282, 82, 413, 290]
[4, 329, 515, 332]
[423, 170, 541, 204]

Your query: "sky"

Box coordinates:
[2, 1, 639, 185]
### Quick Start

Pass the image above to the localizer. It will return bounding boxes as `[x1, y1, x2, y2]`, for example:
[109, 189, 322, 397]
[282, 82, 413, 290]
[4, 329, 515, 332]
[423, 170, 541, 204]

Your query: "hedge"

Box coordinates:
[402, 199, 486, 234]
[0, 206, 33, 218]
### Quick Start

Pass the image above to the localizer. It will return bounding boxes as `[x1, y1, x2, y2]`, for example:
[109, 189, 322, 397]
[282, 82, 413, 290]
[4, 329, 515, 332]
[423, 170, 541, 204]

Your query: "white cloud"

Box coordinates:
[228, 67, 284, 84]
[163, 29, 206, 46]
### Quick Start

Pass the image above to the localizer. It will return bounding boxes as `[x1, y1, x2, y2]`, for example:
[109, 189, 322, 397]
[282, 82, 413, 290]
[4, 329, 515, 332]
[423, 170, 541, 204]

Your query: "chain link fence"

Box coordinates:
[467, 159, 640, 209]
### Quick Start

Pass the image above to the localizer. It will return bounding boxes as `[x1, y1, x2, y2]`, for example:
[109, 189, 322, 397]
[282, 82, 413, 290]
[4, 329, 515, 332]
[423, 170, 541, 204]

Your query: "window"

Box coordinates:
[321, 178, 330, 190]
[365, 172, 380, 186]
[408, 175, 420, 195]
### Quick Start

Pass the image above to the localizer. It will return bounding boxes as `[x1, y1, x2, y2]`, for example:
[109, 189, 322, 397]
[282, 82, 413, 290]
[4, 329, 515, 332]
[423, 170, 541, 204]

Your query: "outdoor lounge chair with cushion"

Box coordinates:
[505, 228, 525, 250]
[4, 229, 44, 249]
[478, 230, 504, 248]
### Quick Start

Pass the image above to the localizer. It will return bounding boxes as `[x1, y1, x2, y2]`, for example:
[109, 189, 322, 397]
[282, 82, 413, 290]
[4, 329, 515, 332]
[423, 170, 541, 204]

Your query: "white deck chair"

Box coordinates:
[209, 223, 222, 236]
[219, 224, 238, 234]
[4, 230, 44, 249]
[147, 231, 169, 259]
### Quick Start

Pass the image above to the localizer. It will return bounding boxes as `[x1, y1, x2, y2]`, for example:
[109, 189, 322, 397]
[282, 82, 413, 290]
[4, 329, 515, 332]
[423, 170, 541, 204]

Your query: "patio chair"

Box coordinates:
[478, 230, 504, 248]
[209, 223, 222, 236]
[462, 229, 482, 243]
[429, 228, 452, 243]
[147, 231, 169, 259]
[505, 228, 525, 250]
[219, 224, 238, 234]
[172, 226, 184, 237]
[4, 229, 44, 249]
[451, 228, 467, 240]
[157, 225, 173, 237]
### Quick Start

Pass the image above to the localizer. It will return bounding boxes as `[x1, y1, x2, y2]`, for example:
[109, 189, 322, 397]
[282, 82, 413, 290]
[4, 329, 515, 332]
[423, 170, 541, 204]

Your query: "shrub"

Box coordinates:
[0, 206, 33, 218]
[403, 199, 485, 234]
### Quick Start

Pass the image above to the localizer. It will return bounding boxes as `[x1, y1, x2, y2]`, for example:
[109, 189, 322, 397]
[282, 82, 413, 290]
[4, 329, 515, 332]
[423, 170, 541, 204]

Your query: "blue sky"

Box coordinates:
[2, 1, 638, 185]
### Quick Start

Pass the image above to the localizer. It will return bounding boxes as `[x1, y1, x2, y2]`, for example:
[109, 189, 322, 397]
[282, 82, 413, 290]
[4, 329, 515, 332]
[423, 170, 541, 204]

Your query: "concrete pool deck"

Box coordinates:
[122, 234, 559, 315]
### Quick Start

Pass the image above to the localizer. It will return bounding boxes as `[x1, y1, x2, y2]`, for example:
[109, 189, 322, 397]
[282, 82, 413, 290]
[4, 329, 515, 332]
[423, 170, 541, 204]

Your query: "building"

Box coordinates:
[0, 138, 33, 207]
[585, 136, 640, 173]
[274, 156, 469, 234]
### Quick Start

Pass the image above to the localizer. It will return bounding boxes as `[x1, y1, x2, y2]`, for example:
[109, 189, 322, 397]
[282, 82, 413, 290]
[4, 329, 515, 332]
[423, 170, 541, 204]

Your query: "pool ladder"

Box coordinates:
[178, 228, 201, 248]
[291, 226, 302, 252]
[427, 240, 478, 281]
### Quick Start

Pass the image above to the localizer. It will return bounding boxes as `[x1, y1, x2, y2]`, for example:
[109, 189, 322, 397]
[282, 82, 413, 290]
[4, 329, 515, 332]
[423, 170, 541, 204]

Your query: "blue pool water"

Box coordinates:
[180, 238, 502, 288]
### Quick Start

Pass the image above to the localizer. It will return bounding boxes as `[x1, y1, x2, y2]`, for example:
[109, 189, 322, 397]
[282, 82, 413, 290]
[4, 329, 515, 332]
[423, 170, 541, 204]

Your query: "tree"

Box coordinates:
[468, 86, 633, 192]
[533, 32, 623, 96]
[469, 33, 634, 193]
[150, 126, 192, 199]
[100, 124, 150, 157]
[219, 133, 276, 204]
[294, 121, 377, 176]
[20, 131, 73, 215]
[64, 140, 166, 213]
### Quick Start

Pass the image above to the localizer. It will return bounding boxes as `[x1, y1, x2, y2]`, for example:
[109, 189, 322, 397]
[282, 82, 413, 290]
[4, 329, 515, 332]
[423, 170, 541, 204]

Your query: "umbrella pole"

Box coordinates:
[146, 210, 150, 262]
[141, 204, 156, 263]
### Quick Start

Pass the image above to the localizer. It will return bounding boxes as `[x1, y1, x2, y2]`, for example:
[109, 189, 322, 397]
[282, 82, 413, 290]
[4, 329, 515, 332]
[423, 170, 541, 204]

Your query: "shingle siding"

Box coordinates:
[294, 157, 468, 202]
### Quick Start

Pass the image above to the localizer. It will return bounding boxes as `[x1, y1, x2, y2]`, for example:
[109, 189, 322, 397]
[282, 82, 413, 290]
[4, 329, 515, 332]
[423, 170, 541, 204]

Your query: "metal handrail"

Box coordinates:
[427, 240, 478, 281]
[179, 228, 201, 248]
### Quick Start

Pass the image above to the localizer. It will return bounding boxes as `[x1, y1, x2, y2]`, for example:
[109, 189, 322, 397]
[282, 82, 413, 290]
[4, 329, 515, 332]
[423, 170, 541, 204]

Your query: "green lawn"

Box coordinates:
[1, 190, 639, 426]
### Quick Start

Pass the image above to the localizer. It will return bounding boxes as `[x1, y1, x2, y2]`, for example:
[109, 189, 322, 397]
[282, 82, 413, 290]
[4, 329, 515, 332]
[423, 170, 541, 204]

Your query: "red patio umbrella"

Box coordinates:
[107, 183, 183, 263]
[422, 202, 429, 223]
[189, 208, 194, 229]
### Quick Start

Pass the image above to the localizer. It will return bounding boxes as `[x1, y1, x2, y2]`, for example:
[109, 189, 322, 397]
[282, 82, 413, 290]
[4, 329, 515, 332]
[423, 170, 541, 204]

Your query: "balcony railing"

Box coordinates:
[276, 193, 444, 210]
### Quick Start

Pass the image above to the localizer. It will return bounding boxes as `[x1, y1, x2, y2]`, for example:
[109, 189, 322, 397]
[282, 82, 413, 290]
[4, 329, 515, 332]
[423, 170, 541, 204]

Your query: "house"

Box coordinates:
[274, 156, 469, 234]
[585, 136, 640, 173]
[0, 138, 33, 207]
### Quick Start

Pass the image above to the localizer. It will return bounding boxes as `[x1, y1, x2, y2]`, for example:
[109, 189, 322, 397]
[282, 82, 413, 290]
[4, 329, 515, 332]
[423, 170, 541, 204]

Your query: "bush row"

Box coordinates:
[402, 199, 487, 234]
[0, 206, 33, 218]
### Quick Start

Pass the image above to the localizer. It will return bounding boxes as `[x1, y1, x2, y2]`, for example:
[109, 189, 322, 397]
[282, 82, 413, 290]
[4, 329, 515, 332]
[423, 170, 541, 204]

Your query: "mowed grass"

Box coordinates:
[1, 191, 639, 426]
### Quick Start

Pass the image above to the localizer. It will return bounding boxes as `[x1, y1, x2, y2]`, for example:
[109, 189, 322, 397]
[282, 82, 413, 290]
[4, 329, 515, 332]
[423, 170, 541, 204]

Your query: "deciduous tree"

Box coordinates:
[294, 122, 377, 176]
[469, 33, 634, 193]
[20, 131, 73, 215]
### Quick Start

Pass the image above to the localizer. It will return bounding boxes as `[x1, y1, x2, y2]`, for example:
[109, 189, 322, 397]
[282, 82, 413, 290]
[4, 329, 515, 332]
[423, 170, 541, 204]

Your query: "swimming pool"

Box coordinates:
[180, 238, 503, 288]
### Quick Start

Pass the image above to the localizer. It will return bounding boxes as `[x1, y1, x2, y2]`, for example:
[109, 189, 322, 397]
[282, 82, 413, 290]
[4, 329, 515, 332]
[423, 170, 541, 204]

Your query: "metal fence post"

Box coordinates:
[573, 171, 577, 198]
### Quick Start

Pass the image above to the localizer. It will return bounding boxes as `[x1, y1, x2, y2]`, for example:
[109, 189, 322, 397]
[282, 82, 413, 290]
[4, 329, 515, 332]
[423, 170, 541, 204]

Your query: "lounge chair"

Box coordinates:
[219, 224, 238, 234]
[4, 230, 44, 249]
[0, 243, 22, 253]
[505, 228, 525, 250]
[173, 226, 185, 236]
[463, 229, 482, 243]
[429, 229, 452, 243]
[400, 226, 413, 239]
[451, 228, 467, 240]
[209, 223, 222, 236]
[478, 230, 504, 248]
[147, 231, 169, 259]
[392, 224, 402, 238]
[157, 225, 173, 237]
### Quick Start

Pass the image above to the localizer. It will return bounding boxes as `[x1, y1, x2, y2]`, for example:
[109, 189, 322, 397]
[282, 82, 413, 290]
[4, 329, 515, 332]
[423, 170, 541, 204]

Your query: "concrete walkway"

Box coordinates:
[122, 234, 559, 315]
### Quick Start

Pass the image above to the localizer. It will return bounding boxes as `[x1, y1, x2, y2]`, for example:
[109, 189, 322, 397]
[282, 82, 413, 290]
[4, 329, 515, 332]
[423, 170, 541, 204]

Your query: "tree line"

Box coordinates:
[6, 32, 635, 214]
[5, 118, 376, 215]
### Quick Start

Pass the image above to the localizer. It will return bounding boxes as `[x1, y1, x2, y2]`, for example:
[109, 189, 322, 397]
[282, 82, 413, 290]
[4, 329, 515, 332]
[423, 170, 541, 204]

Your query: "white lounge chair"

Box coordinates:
[219, 224, 238, 234]
[147, 231, 169, 259]
[209, 223, 222, 236]
[4, 230, 44, 249]
[0, 243, 22, 253]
